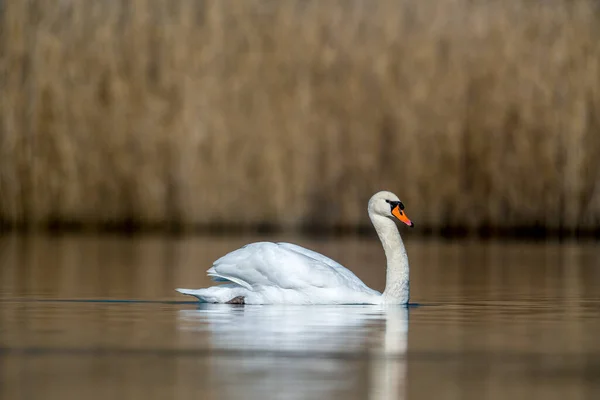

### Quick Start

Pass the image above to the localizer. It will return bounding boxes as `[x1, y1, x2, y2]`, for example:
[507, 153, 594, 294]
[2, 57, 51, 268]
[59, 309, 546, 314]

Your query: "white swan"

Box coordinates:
[176, 191, 414, 305]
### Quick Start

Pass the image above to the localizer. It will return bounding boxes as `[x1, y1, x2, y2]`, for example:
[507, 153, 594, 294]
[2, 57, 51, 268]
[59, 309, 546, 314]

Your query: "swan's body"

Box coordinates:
[176, 191, 414, 305]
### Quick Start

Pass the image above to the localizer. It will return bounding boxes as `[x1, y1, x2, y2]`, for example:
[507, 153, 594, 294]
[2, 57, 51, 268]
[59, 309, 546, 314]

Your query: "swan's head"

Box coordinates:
[368, 191, 414, 227]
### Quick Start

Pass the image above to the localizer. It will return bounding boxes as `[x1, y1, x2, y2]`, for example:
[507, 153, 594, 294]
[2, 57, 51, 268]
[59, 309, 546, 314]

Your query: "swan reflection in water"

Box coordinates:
[178, 305, 409, 400]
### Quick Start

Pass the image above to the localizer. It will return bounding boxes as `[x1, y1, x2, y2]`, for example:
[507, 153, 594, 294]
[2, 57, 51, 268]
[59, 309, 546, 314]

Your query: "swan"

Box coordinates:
[176, 191, 414, 305]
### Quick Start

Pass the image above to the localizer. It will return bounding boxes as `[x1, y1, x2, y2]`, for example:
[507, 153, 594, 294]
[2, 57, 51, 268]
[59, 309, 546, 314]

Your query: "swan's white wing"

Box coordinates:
[276, 242, 376, 292]
[208, 242, 379, 295]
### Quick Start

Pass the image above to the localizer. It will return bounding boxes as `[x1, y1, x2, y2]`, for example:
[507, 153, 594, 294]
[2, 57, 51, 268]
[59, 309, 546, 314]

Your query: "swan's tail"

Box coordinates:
[175, 285, 246, 303]
[176, 288, 204, 298]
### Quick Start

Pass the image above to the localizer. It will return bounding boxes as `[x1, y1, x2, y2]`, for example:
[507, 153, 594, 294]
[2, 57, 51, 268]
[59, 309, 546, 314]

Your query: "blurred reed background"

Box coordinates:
[1, 0, 599, 235]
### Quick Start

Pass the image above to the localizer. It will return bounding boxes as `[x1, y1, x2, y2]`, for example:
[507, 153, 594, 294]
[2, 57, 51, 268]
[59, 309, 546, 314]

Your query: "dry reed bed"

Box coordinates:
[1, 0, 599, 233]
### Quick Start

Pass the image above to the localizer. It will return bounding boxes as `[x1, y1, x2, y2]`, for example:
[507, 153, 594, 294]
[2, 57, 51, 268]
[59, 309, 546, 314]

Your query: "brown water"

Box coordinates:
[0, 234, 599, 400]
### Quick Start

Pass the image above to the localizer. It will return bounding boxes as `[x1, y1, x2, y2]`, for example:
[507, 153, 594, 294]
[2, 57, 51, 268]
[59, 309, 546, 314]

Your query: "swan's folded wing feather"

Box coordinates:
[276, 242, 376, 292]
[208, 242, 373, 292]
[207, 268, 252, 290]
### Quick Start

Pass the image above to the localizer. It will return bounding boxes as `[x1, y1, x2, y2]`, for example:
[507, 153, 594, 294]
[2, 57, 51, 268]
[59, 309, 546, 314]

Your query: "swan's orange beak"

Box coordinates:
[392, 205, 414, 227]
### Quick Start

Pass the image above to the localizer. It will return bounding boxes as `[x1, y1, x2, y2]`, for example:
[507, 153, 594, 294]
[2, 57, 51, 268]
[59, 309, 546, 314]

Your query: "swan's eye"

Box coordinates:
[385, 199, 401, 212]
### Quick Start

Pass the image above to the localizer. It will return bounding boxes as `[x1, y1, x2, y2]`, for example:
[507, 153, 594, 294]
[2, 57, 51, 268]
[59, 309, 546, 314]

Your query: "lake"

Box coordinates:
[0, 234, 599, 400]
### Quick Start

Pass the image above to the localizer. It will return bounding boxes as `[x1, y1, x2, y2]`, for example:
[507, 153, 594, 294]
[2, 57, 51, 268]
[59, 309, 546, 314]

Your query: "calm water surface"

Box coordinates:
[0, 234, 599, 400]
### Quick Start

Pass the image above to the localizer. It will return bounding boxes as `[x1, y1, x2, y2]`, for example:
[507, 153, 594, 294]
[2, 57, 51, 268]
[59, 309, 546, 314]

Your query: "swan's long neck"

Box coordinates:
[370, 213, 410, 304]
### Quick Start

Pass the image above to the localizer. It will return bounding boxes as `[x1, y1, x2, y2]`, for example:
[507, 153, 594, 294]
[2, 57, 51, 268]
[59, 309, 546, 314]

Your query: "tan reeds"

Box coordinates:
[1, 0, 599, 233]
